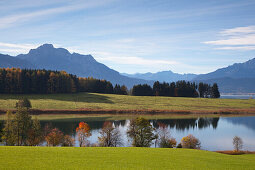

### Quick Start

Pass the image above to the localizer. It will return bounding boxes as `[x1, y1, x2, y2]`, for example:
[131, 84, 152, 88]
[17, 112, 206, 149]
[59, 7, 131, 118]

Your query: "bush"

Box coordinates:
[16, 98, 32, 109]
[177, 143, 182, 148]
[160, 138, 177, 148]
[181, 134, 201, 149]
[61, 135, 75, 147]
[157, 122, 176, 148]
[45, 128, 64, 146]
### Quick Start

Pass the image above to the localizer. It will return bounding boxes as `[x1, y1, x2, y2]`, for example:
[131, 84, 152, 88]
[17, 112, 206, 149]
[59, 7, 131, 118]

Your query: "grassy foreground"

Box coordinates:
[0, 92, 255, 112]
[0, 147, 254, 170]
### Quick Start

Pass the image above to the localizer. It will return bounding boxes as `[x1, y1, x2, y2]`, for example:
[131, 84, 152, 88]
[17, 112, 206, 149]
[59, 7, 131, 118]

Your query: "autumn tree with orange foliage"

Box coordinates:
[45, 128, 64, 146]
[76, 122, 91, 147]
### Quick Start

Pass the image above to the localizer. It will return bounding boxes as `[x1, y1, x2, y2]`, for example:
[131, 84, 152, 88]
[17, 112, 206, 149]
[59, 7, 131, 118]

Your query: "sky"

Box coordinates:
[0, 0, 255, 74]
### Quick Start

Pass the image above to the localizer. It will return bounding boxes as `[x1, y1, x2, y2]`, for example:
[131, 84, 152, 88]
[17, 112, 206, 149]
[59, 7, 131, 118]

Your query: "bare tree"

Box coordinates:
[98, 121, 122, 147]
[233, 136, 243, 151]
[157, 122, 176, 148]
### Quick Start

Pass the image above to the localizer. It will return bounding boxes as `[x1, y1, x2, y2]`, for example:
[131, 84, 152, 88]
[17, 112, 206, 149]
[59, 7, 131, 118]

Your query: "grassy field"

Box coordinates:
[0, 147, 254, 170]
[0, 92, 255, 112]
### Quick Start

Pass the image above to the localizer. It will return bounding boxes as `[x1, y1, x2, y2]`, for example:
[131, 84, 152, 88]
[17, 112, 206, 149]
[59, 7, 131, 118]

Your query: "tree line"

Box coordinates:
[0, 68, 127, 95]
[0, 68, 219, 98]
[132, 81, 220, 98]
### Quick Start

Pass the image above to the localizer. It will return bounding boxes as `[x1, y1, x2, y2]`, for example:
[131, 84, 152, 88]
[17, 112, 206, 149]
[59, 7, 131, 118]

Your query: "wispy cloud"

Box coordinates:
[94, 52, 178, 66]
[0, 0, 114, 29]
[203, 25, 255, 50]
[220, 26, 255, 36]
[0, 42, 39, 55]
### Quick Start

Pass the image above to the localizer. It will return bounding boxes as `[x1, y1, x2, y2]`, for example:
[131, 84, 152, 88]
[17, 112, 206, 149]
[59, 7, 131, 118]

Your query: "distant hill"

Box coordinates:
[0, 54, 34, 69]
[194, 58, 255, 80]
[122, 71, 197, 82]
[0, 44, 152, 88]
[194, 77, 255, 93]
[193, 58, 255, 93]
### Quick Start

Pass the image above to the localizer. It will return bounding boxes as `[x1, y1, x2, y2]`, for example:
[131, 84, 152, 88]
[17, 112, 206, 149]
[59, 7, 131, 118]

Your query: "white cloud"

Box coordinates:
[204, 34, 255, 46]
[220, 26, 255, 36]
[0, 42, 38, 49]
[94, 52, 178, 66]
[216, 46, 255, 50]
[203, 25, 255, 50]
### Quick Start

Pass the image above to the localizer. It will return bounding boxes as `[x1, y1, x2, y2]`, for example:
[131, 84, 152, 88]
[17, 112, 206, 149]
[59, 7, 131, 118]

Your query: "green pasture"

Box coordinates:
[0, 147, 254, 169]
[0, 92, 254, 111]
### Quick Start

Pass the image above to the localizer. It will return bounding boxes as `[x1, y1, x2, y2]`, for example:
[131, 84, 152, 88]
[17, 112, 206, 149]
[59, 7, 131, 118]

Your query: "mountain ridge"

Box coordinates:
[1, 44, 153, 88]
[1, 44, 255, 93]
[122, 70, 197, 82]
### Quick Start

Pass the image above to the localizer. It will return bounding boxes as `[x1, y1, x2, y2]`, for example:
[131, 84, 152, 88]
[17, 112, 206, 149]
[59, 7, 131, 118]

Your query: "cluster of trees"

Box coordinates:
[198, 83, 220, 98]
[132, 81, 220, 98]
[0, 68, 220, 98]
[0, 68, 128, 95]
[0, 99, 74, 146]
[0, 99, 202, 149]
[0, 68, 78, 94]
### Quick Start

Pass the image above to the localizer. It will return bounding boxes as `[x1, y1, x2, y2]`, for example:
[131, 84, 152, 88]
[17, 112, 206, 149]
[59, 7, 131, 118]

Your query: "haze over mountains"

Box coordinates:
[122, 71, 197, 82]
[0, 44, 255, 93]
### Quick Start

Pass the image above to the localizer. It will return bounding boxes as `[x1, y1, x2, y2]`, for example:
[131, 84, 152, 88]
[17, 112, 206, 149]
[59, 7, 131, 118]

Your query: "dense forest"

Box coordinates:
[0, 68, 220, 98]
[0, 68, 126, 95]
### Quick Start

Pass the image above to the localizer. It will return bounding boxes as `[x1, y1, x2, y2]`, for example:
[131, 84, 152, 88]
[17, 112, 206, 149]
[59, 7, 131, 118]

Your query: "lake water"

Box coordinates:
[36, 116, 255, 151]
[221, 95, 255, 99]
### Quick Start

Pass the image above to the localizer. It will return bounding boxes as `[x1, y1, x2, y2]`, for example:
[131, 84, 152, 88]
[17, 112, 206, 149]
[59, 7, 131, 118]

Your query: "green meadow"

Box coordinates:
[0, 92, 254, 111]
[0, 147, 254, 170]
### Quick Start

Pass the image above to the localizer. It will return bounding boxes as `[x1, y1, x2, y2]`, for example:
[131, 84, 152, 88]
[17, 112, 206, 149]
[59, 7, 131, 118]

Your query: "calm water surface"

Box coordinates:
[221, 95, 255, 99]
[37, 116, 255, 151]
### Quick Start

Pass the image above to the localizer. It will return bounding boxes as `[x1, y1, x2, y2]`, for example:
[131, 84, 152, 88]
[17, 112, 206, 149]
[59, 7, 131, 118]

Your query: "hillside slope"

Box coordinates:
[0, 147, 254, 170]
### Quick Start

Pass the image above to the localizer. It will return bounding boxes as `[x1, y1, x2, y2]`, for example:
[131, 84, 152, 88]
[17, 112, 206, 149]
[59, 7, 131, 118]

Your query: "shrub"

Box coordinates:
[157, 122, 176, 148]
[61, 135, 75, 147]
[45, 128, 64, 146]
[181, 134, 201, 149]
[16, 98, 32, 109]
[177, 143, 182, 148]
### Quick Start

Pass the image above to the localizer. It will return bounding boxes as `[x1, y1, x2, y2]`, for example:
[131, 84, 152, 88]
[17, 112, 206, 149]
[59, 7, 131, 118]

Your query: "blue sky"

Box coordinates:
[0, 0, 255, 74]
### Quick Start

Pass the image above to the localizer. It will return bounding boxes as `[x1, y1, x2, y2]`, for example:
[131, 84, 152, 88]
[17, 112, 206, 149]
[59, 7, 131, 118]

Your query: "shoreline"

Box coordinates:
[0, 108, 255, 120]
[1, 108, 255, 115]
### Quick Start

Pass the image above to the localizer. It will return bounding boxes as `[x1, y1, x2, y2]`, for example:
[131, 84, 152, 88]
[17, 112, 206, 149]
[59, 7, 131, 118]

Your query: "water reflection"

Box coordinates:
[222, 116, 255, 131]
[152, 117, 219, 130]
[1, 116, 255, 151]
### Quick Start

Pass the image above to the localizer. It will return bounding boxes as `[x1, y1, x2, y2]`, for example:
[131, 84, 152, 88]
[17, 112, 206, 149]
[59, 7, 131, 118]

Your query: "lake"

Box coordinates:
[221, 95, 255, 99]
[36, 116, 255, 151]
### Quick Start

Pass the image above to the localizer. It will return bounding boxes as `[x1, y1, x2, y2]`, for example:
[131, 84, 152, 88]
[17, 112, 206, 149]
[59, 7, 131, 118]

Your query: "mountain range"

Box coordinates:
[1, 44, 255, 93]
[122, 71, 197, 82]
[0, 44, 152, 88]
